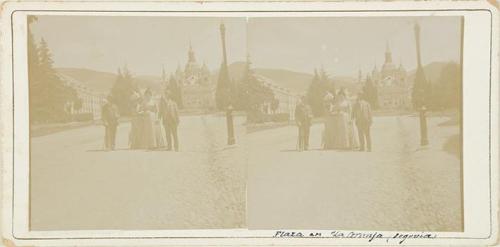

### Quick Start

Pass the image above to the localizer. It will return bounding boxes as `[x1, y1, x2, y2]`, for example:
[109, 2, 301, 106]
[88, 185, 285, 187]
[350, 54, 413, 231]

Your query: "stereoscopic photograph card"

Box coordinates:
[0, 1, 498, 246]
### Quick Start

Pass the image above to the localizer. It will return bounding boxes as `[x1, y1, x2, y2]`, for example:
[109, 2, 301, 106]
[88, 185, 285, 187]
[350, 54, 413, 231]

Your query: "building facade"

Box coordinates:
[370, 43, 412, 109]
[59, 73, 106, 120]
[170, 44, 216, 110]
[258, 75, 300, 121]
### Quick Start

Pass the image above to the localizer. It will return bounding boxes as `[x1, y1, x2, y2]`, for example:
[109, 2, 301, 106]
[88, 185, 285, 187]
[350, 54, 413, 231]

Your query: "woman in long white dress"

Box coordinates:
[138, 89, 157, 150]
[330, 90, 351, 149]
[323, 91, 336, 149]
[129, 90, 143, 149]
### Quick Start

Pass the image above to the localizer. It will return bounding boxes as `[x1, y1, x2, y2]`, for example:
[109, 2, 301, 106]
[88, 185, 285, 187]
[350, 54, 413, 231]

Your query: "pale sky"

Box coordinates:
[30, 16, 248, 77]
[248, 16, 461, 76]
[30, 15, 461, 77]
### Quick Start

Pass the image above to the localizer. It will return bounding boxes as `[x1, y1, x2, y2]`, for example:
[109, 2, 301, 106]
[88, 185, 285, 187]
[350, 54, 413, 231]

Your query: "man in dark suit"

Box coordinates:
[295, 96, 313, 151]
[159, 90, 180, 151]
[101, 96, 120, 150]
[353, 93, 373, 152]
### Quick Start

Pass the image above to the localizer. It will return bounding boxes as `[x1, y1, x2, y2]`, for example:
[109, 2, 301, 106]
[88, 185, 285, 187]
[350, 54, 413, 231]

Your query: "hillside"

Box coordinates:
[218, 62, 357, 94]
[55, 61, 456, 96]
[407, 61, 458, 84]
[56, 68, 116, 93]
[56, 68, 162, 93]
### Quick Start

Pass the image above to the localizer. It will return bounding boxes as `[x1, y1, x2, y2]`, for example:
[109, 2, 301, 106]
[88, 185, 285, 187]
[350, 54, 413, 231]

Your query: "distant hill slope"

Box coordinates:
[56, 68, 116, 93]
[407, 61, 456, 84]
[56, 68, 162, 93]
[219, 62, 357, 94]
[56, 61, 455, 95]
[224, 61, 313, 93]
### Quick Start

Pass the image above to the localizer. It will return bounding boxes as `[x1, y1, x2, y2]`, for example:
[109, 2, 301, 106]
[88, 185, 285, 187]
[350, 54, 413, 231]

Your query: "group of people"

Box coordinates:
[101, 88, 180, 151]
[294, 88, 373, 152]
[103, 87, 371, 153]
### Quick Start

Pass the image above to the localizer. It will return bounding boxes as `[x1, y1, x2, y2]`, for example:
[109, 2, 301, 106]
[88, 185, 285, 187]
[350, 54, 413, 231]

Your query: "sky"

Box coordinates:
[30, 15, 461, 77]
[30, 16, 248, 77]
[247, 16, 461, 76]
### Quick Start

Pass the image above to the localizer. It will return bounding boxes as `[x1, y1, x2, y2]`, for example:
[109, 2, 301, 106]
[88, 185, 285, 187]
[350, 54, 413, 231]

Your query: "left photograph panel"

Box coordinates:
[27, 15, 247, 230]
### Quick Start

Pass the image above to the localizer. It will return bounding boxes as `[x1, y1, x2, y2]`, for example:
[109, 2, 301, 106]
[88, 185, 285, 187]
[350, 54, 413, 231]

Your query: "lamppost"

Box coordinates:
[413, 22, 429, 146]
[226, 104, 235, 145]
[219, 22, 236, 145]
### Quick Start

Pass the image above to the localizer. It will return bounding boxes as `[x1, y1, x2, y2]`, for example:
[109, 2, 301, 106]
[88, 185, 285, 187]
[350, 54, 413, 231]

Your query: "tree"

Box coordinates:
[234, 56, 275, 122]
[28, 33, 77, 123]
[215, 62, 232, 110]
[363, 76, 379, 109]
[110, 66, 136, 116]
[412, 66, 431, 110]
[238, 56, 274, 112]
[167, 75, 183, 108]
[306, 68, 330, 117]
[438, 62, 461, 109]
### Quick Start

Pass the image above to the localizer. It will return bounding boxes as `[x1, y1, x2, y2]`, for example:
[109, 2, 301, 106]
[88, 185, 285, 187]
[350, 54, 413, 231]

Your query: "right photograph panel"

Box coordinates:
[245, 16, 463, 231]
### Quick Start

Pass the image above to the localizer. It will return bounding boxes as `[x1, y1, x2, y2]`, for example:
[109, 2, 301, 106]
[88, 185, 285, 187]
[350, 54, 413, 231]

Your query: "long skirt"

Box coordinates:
[129, 116, 143, 149]
[323, 113, 350, 150]
[140, 112, 157, 149]
[154, 120, 166, 148]
[348, 121, 360, 149]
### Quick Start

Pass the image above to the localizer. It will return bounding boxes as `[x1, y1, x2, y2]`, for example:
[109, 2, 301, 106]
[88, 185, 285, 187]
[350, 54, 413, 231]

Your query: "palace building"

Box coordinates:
[370, 43, 412, 109]
[169, 44, 216, 110]
[59, 73, 106, 120]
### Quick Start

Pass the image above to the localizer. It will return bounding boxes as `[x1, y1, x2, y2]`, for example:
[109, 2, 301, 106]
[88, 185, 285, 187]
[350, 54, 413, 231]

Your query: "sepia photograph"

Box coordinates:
[28, 14, 463, 232]
[245, 16, 464, 231]
[1, 2, 496, 246]
[28, 16, 248, 230]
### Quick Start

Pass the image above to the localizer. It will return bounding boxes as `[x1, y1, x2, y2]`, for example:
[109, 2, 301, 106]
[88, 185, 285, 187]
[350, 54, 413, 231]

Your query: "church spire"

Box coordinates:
[188, 41, 196, 63]
[161, 65, 166, 82]
[385, 41, 393, 64]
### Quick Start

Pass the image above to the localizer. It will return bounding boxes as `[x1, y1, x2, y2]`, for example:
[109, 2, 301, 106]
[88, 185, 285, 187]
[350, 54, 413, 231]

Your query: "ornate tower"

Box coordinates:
[385, 42, 393, 64]
[184, 41, 199, 82]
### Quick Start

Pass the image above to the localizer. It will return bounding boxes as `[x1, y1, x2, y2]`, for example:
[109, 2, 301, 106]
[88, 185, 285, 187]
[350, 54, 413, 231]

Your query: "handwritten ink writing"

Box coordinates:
[392, 232, 436, 244]
[273, 231, 304, 238]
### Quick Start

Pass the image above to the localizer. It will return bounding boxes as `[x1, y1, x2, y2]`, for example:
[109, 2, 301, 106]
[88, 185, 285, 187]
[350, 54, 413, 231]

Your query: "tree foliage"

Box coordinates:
[28, 18, 78, 123]
[167, 75, 183, 109]
[362, 76, 379, 109]
[306, 68, 334, 117]
[215, 62, 233, 110]
[236, 56, 275, 113]
[430, 62, 461, 110]
[110, 66, 136, 116]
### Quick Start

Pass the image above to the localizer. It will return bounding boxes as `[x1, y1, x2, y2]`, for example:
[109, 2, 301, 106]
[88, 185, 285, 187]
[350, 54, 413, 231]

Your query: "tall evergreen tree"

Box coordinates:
[111, 66, 136, 116]
[363, 75, 379, 109]
[29, 36, 77, 122]
[167, 74, 183, 108]
[215, 62, 232, 110]
[306, 68, 330, 117]
[237, 55, 274, 116]
[412, 66, 431, 110]
[438, 62, 461, 109]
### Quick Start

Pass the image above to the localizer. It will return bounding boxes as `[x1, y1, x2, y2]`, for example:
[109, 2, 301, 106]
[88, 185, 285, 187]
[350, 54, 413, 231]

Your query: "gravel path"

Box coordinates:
[246, 115, 462, 231]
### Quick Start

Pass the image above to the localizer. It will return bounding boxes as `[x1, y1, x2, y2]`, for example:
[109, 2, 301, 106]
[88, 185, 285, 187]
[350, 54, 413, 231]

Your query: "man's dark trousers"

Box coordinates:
[164, 122, 178, 151]
[105, 124, 117, 150]
[298, 125, 310, 151]
[357, 124, 371, 151]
